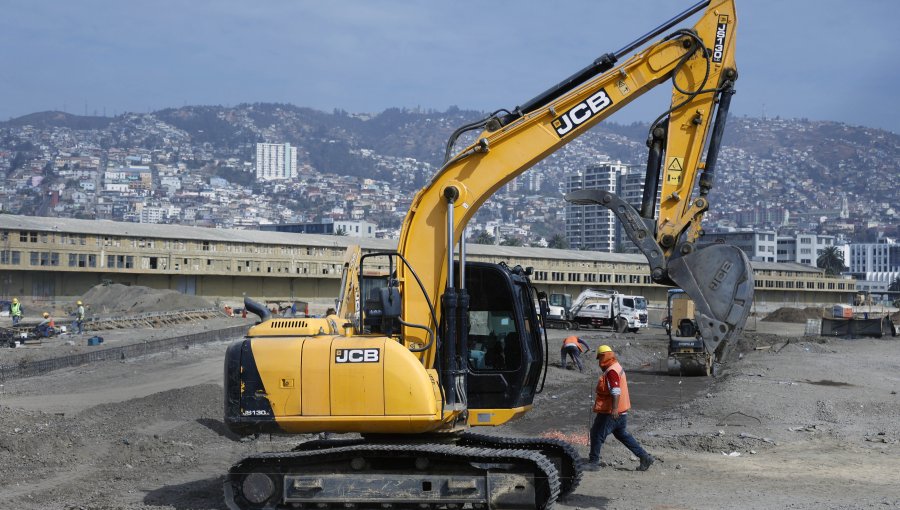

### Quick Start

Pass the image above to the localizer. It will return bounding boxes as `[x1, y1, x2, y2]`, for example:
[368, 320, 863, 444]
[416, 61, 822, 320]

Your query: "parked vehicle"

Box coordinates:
[570, 289, 648, 333]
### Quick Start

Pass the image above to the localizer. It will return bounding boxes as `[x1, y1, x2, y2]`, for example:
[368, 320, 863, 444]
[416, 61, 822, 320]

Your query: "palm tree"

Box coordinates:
[816, 246, 846, 276]
[888, 276, 900, 293]
[889, 277, 900, 308]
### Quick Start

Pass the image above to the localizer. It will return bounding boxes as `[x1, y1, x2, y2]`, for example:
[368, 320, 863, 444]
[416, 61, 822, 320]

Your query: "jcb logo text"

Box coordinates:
[335, 348, 380, 363]
[553, 88, 613, 137]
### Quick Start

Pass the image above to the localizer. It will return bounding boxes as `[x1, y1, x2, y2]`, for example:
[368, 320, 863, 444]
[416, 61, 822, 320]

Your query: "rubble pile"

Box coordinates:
[80, 283, 213, 316]
[762, 306, 827, 323]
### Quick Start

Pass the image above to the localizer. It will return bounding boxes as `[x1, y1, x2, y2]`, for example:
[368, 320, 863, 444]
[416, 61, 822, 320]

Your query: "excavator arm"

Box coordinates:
[397, 0, 751, 366]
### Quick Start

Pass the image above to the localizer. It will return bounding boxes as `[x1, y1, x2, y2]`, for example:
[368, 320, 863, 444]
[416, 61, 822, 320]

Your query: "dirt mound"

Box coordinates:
[762, 306, 826, 323]
[80, 283, 213, 315]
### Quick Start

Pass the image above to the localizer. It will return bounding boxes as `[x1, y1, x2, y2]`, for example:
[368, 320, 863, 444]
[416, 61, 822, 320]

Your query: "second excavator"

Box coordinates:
[223, 1, 753, 508]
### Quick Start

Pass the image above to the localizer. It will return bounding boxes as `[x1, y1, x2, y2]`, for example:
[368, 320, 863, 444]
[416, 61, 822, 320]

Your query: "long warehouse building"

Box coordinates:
[0, 215, 855, 312]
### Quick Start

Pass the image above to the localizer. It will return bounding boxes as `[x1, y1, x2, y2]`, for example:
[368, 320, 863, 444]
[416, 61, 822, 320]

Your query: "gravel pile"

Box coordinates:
[80, 283, 213, 316]
[762, 307, 827, 323]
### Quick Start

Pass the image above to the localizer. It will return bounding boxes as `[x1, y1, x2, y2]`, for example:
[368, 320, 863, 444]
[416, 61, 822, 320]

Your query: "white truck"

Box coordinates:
[570, 289, 648, 333]
[537, 292, 576, 329]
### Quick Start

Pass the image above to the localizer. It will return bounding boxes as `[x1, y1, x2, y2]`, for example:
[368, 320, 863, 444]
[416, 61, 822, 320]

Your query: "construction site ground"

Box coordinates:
[0, 315, 898, 509]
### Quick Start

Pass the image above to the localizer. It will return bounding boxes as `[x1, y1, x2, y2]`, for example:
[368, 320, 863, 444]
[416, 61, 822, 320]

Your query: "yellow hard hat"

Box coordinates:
[42, 312, 50, 318]
[77, 301, 83, 305]
[12, 298, 18, 304]
[596, 344, 613, 358]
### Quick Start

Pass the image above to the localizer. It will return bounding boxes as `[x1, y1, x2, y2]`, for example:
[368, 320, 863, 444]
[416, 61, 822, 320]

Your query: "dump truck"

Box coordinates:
[570, 289, 648, 333]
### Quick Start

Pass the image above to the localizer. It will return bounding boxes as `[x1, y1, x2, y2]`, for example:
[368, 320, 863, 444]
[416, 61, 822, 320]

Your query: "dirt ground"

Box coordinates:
[0, 317, 898, 509]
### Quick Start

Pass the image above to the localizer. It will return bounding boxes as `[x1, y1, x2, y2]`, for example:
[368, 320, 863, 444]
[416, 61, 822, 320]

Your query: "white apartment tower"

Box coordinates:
[255, 143, 298, 181]
[565, 161, 629, 252]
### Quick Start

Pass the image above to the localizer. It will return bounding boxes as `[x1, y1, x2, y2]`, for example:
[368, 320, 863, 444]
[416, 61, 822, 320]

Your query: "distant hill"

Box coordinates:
[4, 111, 113, 130]
[3, 104, 898, 229]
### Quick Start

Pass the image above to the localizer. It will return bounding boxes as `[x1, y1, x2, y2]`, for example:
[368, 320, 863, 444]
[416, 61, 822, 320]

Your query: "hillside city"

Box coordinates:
[0, 104, 898, 294]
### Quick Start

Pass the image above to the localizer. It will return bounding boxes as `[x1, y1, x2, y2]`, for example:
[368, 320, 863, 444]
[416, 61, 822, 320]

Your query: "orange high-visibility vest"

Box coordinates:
[593, 361, 631, 414]
[563, 336, 586, 352]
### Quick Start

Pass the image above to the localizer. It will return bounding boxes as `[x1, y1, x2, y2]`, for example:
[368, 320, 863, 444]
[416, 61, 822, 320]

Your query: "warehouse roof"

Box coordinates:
[0, 214, 817, 272]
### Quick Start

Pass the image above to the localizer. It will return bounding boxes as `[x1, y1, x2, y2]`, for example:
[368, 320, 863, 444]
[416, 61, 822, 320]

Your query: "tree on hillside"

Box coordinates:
[816, 246, 846, 276]
[500, 235, 524, 247]
[547, 233, 569, 250]
[470, 230, 495, 245]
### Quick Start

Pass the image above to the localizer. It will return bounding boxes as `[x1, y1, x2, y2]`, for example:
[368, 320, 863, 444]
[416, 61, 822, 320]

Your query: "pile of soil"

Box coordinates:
[79, 283, 213, 316]
[762, 306, 826, 323]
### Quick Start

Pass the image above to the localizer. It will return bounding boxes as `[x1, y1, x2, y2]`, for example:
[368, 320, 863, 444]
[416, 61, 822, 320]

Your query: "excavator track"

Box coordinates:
[290, 432, 582, 497]
[225, 442, 560, 510]
[458, 432, 582, 498]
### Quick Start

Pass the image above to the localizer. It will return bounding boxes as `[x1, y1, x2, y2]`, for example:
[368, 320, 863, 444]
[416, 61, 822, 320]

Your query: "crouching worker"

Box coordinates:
[560, 335, 590, 372]
[36, 312, 56, 338]
[585, 344, 654, 471]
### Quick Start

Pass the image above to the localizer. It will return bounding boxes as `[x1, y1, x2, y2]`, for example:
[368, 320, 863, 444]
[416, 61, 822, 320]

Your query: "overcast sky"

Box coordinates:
[2, 0, 897, 133]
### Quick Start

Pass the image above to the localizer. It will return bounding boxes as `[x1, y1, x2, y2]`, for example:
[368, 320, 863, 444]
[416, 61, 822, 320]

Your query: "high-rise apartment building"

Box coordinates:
[565, 161, 629, 252]
[255, 143, 298, 181]
[615, 166, 660, 254]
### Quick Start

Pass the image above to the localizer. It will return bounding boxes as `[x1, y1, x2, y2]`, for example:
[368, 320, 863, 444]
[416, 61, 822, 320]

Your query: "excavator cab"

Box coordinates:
[462, 262, 544, 412]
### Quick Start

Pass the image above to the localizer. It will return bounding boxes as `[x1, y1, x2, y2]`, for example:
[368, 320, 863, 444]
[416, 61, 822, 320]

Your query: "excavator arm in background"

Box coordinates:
[397, 0, 752, 366]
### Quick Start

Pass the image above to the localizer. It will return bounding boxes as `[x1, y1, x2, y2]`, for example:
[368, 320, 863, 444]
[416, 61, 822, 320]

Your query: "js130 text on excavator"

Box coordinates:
[223, 1, 753, 508]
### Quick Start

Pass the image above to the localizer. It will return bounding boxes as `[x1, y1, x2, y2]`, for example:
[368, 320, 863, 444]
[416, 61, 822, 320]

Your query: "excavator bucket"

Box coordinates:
[565, 189, 754, 362]
[667, 244, 754, 361]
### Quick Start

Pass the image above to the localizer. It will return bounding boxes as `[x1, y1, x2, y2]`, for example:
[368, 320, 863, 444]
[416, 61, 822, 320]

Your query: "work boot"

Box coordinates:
[582, 461, 601, 472]
[637, 455, 655, 471]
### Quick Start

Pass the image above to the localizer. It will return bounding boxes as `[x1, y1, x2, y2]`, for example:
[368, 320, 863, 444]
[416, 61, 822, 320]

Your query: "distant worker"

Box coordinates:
[37, 312, 55, 338]
[560, 335, 590, 372]
[290, 301, 297, 317]
[10, 297, 23, 326]
[75, 300, 86, 335]
[325, 308, 337, 317]
[585, 345, 654, 472]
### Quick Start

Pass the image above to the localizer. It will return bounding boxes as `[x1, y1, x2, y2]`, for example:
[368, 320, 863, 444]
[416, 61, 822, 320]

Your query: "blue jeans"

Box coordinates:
[588, 413, 649, 463]
[560, 345, 584, 371]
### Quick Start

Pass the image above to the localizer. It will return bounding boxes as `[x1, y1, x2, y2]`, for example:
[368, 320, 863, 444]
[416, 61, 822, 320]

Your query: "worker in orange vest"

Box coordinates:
[585, 345, 654, 472]
[560, 335, 590, 372]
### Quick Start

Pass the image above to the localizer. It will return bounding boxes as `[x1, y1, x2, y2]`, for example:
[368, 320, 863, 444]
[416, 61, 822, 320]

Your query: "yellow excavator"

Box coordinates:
[223, 1, 753, 508]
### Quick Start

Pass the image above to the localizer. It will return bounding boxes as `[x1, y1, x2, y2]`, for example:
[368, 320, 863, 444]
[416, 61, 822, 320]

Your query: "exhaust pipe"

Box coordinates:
[243, 296, 271, 322]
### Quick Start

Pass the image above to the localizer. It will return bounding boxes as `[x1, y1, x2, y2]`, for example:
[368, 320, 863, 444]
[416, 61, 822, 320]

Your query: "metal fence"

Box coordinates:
[0, 323, 249, 382]
[82, 307, 224, 331]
